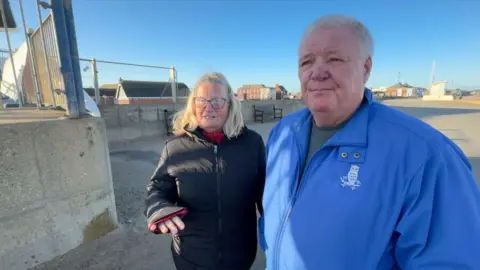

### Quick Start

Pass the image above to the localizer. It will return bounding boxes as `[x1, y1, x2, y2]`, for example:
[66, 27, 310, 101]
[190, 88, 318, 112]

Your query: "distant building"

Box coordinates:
[237, 83, 288, 100]
[84, 80, 190, 105]
[275, 84, 288, 99]
[84, 84, 117, 105]
[237, 84, 276, 100]
[84, 84, 117, 97]
[469, 90, 480, 96]
[115, 79, 190, 104]
[385, 83, 425, 97]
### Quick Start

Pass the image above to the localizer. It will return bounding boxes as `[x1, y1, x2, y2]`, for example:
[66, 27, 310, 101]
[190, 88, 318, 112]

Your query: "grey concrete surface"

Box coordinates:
[383, 99, 480, 183]
[31, 99, 479, 270]
[0, 117, 118, 270]
[0, 108, 66, 124]
[101, 103, 178, 150]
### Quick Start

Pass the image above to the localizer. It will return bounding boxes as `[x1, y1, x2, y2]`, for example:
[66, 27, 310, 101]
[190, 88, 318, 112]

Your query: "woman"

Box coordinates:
[145, 72, 266, 270]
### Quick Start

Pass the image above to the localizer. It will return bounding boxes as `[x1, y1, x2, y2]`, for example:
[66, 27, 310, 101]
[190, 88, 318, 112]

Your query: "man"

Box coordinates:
[259, 14, 480, 270]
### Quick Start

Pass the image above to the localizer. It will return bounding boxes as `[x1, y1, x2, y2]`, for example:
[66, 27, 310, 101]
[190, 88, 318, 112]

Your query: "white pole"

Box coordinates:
[19, 0, 43, 108]
[36, 0, 56, 107]
[170, 67, 177, 104]
[430, 61, 436, 87]
[0, 0, 23, 107]
[92, 58, 100, 105]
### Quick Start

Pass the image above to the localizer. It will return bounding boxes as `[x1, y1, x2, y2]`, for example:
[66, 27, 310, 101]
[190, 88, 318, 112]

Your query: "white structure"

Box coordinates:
[422, 61, 453, 101]
[266, 87, 277, 100]
[0, 42, 28, 105]
[430, 81, 447, 96]
[0, 41, 101, 115]
[422, 81, 454, 101]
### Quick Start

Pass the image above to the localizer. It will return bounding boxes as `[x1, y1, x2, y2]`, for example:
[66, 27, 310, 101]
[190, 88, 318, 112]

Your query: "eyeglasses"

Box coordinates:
[194, 97, 228, 109]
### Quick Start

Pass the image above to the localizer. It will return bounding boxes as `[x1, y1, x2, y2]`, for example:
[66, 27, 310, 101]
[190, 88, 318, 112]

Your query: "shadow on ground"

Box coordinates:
[391, 106, 480, 120]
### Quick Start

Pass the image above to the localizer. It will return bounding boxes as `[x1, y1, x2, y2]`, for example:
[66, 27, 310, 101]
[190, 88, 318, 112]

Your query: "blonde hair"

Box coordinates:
[171, 72, 244, 138]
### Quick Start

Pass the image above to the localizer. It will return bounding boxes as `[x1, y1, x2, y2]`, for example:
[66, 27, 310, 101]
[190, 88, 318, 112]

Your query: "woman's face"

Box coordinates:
[194, 82, 230, 133]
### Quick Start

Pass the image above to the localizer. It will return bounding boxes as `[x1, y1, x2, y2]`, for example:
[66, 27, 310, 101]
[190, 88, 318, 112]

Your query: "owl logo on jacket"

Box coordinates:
[341, 165, 361, 190]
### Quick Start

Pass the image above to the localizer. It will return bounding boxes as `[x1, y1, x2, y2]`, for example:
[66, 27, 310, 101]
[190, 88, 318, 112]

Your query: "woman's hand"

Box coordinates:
[151, 216, 185, 235]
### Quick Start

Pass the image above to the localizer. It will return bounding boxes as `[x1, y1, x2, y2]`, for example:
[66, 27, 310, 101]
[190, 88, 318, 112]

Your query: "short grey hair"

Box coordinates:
[300, 14, 374, 59]
[171, 72, 244, 138]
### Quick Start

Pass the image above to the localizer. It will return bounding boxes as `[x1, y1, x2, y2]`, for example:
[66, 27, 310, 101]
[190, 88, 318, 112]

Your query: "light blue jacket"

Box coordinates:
[259, 89, 480, 270]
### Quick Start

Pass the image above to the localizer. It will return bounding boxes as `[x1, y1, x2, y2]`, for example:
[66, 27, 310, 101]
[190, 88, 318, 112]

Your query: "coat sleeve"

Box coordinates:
[394, 143, 480, 269]
[255, 137, 266, 216]
[144, 142, 179, 222]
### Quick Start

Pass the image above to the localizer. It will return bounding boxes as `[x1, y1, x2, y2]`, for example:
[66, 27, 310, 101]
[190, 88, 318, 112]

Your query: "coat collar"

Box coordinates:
[187, 125, 248, 145]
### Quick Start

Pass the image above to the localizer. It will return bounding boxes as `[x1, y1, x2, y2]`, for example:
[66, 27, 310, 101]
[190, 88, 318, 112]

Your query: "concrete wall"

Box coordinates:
[240, 99, 305, 123]
[117, 97, 188, 104]
[0, 117, 118, 270]
[100, 103, 186, 149]
[101, 100, 306, 148]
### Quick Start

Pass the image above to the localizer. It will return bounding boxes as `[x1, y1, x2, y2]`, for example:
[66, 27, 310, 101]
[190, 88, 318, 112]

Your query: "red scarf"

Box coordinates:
[202, 131, 224, 144]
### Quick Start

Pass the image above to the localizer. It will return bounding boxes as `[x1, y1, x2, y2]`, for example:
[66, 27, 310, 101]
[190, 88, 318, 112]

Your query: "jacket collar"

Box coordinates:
[293, 88, 373, 148]
[187, 125, 247, 145]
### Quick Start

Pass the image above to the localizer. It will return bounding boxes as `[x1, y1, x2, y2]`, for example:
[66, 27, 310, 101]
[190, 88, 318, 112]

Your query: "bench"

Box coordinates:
[253, 104, 283, 123]
[163, 109, 176, 136]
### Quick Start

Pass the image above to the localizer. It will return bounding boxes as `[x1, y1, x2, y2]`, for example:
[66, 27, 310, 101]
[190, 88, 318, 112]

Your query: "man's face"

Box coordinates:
[298, 26, 371, 115]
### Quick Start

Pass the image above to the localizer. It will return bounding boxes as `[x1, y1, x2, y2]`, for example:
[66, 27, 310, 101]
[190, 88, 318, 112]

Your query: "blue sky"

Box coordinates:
[1, 0, 479, 92]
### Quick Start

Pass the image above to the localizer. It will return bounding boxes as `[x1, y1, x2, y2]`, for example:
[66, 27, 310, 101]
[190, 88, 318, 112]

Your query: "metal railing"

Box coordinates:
[1, 0, 65, 109]
[1, 0, 179, 116]
[78, 57, 179, 106]
[0, 0, 23, 107]
[30, 13, 65, 108]
[1, 0, 86, 117]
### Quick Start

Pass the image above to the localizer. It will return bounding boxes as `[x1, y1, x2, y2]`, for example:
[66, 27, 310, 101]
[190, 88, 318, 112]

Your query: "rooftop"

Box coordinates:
[119, 80, 190, 98]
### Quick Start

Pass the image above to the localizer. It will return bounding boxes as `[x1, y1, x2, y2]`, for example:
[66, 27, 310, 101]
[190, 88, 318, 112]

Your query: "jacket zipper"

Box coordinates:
[214, 145, 222, 267]
[273, 139, 324, 270]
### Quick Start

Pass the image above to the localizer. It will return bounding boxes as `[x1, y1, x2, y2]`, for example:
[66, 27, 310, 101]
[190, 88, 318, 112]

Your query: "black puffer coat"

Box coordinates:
[145, 126, 266, 270]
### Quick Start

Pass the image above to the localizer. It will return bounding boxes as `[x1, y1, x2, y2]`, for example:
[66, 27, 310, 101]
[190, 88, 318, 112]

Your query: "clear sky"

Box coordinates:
[1, 0, 479, 92]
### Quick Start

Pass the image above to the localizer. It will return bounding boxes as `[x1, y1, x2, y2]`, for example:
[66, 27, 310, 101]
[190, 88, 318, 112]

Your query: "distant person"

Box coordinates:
[259, 14, 480, 269]
[145, 72, 265, 270]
